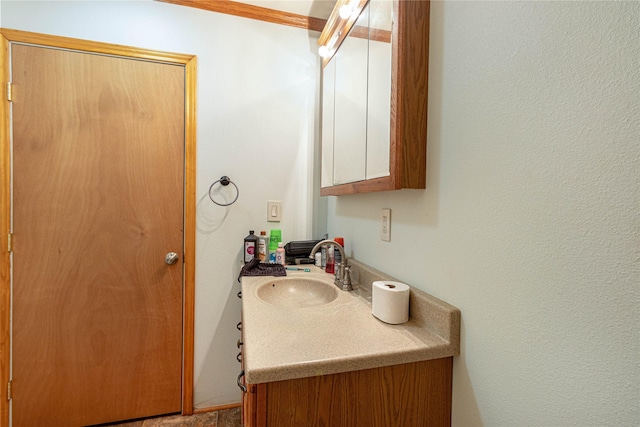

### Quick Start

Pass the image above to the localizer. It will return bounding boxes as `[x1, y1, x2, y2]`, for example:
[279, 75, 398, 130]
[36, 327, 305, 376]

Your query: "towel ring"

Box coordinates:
[208, 176, 239, 206]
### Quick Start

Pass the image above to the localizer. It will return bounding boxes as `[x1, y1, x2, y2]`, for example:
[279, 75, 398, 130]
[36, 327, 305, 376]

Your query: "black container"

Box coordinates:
[243, 230, 259, 264]
[284, 239, 322, 264]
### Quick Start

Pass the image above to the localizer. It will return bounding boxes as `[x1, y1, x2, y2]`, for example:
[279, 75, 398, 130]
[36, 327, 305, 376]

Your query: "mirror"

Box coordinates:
[365, 0, 392, 180]
[332, 4, 369, 185]
[321, 57, 335, 188]
[319, 0, 429, 195]
[320, 0, 394, 189]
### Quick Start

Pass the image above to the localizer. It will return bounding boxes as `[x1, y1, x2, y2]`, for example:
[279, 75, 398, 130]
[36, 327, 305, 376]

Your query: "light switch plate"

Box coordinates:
[380, 209, 391, 241]
[267, 200, 281, 222]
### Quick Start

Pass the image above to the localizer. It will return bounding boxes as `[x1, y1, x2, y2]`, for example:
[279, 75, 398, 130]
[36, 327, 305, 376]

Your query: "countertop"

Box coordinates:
[241, 260, 460, 384]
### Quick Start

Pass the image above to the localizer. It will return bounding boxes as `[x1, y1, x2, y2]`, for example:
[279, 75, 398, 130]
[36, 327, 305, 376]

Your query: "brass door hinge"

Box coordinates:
[7, 233, 13, 253]
[7, 380, 11, 401]
[6, 82, 12, 102]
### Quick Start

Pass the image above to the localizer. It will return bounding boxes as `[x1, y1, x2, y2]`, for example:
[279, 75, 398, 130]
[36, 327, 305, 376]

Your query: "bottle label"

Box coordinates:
[244, 242, 255, 262]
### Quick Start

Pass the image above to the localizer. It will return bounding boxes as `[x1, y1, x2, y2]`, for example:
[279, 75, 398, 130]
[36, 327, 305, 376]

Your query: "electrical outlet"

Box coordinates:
[380, 209, 391, 241]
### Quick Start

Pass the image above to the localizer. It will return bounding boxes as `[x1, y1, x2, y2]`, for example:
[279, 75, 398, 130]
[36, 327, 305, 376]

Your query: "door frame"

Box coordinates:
[0, 28, 198, 425]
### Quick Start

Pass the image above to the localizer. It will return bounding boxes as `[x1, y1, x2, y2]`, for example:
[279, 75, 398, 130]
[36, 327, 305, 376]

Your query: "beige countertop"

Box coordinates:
[241, 260, 460, 385]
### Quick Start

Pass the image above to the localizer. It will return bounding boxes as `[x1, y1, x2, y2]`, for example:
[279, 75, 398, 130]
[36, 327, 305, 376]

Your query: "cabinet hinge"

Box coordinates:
[6, 82, 12, 102]
[7, 380, 11, 401]
[7, 233, 13, 253]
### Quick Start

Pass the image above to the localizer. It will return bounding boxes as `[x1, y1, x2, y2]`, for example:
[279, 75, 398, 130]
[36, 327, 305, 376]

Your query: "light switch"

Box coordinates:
[267, 201, 281, 222]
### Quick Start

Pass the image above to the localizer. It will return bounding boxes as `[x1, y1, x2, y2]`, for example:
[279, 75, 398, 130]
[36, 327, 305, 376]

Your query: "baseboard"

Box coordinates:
[192, 402, 241, 414]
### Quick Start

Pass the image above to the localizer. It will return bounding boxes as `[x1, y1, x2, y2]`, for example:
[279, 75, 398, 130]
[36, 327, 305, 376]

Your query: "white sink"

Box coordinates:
[256, 277, 339, 308]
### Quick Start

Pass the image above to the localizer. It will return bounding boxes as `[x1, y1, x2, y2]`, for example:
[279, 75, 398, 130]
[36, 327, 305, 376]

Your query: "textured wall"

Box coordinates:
[327, 1, 639, 425]
[1, 0, 320, 408]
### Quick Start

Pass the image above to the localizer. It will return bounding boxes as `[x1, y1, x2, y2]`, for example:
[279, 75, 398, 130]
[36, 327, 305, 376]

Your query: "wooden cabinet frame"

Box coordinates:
[244, 357, 452, 426]
[319, 0, 430, 196]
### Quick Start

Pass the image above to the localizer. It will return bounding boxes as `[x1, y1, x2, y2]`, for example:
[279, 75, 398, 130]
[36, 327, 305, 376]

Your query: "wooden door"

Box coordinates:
[11, 43, 185, 426]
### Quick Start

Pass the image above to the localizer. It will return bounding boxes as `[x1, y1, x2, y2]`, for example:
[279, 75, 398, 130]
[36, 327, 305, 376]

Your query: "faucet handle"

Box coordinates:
[343, 265, 352, 286]
[334, 261, 342, 279]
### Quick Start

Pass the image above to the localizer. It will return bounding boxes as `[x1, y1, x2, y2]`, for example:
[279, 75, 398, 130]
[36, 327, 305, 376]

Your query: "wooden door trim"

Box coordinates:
[0, 31, 10, 427]
[0, 28, 197, 425]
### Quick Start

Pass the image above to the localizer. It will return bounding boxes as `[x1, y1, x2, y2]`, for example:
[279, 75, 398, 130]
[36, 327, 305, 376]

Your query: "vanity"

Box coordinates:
[239, 260, 460, 426]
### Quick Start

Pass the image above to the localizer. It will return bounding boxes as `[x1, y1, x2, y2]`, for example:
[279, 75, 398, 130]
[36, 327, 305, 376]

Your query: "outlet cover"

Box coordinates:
[380, 209, 391, 241]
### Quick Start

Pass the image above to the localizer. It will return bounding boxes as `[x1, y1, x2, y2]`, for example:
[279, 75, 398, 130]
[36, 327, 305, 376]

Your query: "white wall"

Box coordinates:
[327, 1, 639, 426]
[1, 0, 322, 408]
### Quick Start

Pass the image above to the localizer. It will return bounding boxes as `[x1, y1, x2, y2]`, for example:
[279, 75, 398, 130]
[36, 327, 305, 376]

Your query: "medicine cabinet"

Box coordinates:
[319, 0, 430, 196]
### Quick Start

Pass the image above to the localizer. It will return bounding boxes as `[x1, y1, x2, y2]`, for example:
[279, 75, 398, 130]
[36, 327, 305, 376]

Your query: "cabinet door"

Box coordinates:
[366, 0, 392, 180]
[260, 358, 453, 426]
[321, 57, 336, 188]
[332, 5, 369, 185]
[318, 0, 429, 196]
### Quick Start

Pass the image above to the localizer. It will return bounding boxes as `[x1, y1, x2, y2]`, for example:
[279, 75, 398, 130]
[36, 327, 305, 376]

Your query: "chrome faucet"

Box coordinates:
[309, 239, 352, 291]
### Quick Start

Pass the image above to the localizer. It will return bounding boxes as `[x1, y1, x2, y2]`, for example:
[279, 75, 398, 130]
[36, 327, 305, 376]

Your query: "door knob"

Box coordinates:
[165, 252, 179, 265]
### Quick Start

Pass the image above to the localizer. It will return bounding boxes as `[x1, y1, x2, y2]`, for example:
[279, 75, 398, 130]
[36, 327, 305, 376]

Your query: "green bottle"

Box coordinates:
[268, 229, 282, 263]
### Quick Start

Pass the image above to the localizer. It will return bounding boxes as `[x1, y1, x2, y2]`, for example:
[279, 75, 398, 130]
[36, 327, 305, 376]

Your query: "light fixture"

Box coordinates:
[339, 4, 353, 19]
[318, 45, 331, 58]
[318, 33, 341, 58]
[339, 0, 360, 19]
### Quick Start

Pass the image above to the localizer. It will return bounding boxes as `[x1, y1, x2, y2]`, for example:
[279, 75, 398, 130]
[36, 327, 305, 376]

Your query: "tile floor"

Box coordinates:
[98, 407, 241, 427]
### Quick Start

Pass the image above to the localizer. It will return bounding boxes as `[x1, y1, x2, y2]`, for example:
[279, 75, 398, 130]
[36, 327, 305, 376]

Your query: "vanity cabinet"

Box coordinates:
[243, 357, 452, 426]
[319, 0, 430, 196]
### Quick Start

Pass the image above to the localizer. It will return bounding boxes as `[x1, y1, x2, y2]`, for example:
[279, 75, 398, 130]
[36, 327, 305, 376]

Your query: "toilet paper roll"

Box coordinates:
[372, 281, 410, 324]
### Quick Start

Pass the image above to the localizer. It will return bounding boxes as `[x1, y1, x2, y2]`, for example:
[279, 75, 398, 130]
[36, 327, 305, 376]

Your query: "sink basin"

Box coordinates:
[256, 277, 339, 308]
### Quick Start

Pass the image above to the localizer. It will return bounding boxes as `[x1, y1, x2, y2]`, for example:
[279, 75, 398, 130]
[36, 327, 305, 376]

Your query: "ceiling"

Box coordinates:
[234, 0, 337, 20]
